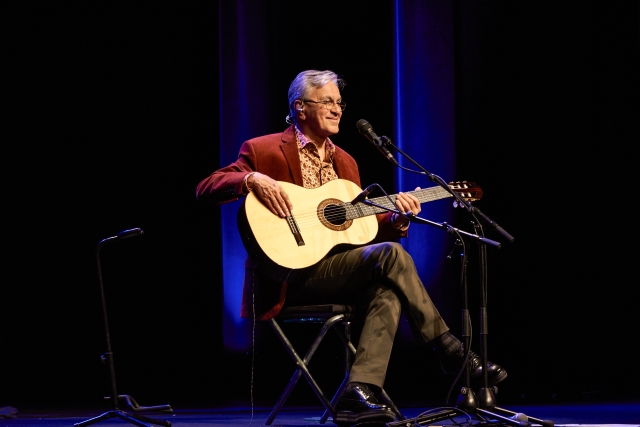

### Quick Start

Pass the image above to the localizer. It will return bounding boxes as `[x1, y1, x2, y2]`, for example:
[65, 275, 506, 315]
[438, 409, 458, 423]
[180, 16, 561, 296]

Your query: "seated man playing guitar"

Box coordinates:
[196, 69, 507, 425]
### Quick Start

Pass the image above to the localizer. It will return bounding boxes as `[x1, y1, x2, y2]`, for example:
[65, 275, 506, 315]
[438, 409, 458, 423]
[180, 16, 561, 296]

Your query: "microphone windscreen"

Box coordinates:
[356, 119, 371, 134]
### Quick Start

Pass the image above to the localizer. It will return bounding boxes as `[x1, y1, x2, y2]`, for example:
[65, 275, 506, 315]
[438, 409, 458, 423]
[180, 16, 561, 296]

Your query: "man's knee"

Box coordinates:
[366, 241, 405, 259]
[365, 242, 414, 275]
[382, 241, 413, 263]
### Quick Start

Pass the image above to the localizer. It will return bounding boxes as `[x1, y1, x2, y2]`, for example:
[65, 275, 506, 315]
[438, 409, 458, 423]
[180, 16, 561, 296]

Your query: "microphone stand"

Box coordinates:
[361, 199, 494, 424]
[378, 136, 515, 244]
[374, 136, 554, 427]
[75, 228, 173, 427]
[361, 199, 499, 249]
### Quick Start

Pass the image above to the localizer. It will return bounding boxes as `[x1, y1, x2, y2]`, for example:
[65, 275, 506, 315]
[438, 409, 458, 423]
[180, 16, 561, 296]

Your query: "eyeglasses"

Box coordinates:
[303, 99, 346, 111]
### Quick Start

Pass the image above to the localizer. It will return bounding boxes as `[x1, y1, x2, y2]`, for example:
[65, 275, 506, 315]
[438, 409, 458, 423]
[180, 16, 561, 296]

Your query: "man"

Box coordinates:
[196, 70, 507, 425]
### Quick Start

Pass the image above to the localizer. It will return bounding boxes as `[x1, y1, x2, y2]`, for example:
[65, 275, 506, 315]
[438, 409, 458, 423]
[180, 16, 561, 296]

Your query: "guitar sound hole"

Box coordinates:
[317, 198, 352, 231]
[324, 204, 346, 226]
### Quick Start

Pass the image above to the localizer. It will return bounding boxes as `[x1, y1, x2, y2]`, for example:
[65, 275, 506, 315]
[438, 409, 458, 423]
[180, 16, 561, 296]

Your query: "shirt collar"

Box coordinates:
[294, 126, 336, 156]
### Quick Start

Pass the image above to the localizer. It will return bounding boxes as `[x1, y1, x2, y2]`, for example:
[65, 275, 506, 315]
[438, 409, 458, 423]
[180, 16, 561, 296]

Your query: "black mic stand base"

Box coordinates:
[75, 394, 173, 427]
[387, 380, 554, 427]
[462, 386, 554, 427]
[74, 408, 172, 427]
[474, 407, 554, 427]
[75, 395, 172, 427]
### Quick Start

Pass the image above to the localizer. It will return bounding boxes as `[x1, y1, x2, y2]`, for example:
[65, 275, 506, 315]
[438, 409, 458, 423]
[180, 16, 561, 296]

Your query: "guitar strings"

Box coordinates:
[255, 184, 473, 229]
[279, 205, 405, 228]
[275, 188, 456, 229]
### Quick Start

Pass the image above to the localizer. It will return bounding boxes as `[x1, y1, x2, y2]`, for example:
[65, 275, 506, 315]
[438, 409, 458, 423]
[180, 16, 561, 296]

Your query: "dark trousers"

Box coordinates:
[285, 241, 449, 388]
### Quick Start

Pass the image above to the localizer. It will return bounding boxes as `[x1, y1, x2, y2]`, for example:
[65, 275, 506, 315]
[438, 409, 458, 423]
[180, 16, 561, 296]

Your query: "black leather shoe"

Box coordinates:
[334, 383, 395, 425]
[441, 350, 508, 386]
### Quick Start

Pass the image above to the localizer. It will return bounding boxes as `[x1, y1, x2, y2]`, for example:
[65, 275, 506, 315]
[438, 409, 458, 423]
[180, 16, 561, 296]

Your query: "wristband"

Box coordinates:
[243, 172, 256, 194]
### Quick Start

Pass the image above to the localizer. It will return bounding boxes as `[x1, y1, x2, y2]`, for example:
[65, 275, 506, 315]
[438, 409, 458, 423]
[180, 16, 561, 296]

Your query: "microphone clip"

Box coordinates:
[378, 135, 392, 148]
[377, 136, 398, 165]
[351, 184, 377, 205]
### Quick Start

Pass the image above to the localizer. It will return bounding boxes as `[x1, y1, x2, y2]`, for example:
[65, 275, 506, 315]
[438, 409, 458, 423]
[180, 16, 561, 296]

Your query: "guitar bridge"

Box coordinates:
[286, 214, 305, 247]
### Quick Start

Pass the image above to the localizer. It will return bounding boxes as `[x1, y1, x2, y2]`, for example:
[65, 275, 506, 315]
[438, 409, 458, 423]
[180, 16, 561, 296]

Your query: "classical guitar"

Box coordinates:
[237, 179, 482, 281]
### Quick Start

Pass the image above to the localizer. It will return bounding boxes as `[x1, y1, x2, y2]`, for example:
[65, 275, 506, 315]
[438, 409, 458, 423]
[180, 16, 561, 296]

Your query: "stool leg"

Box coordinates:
[344, 321, 352, 377]
[266, 315, 345, 425]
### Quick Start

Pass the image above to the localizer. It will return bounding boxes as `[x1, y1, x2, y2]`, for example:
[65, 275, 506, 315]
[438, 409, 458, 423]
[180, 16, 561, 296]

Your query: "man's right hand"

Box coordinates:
[246, 172, 293, 218]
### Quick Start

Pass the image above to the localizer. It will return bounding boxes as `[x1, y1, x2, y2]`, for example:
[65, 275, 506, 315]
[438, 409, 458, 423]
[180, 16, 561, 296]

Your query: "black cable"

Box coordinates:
[411, 406, 473, 426]
[444, 229, 473, 406]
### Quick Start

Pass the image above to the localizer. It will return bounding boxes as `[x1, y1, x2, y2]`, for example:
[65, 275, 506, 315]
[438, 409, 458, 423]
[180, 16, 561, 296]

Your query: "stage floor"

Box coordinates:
[2, 401, 639, 427]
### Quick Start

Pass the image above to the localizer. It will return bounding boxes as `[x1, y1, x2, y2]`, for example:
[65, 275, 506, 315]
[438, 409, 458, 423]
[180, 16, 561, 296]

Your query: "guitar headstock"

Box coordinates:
[448, 181, 483, 206]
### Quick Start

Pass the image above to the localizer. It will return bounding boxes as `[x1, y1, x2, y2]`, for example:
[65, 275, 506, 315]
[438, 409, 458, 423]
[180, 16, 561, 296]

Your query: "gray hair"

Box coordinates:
[287, 70, 346, 122]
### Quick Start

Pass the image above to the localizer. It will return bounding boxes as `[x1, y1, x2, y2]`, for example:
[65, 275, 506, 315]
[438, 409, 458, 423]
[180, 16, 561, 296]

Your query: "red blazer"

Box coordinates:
[196, 125, 406, 319]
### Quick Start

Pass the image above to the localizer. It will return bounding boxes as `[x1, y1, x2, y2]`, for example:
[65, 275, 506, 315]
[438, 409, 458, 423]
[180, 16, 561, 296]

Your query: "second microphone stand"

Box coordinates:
[75, 228, 173, 427]
[366, 135, 553, 427]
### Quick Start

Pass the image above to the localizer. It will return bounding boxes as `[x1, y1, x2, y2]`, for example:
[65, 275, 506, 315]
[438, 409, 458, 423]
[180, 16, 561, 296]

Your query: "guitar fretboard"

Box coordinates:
[344, 186, 453, 220]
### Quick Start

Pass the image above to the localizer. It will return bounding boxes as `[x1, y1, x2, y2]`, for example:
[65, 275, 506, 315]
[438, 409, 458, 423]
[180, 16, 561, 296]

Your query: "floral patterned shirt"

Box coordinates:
[294, 126, 339, 189]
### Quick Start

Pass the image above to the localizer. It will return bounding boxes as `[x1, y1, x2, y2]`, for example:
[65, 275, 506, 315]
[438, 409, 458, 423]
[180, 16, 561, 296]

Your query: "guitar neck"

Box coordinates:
[347, 186, 453, 219]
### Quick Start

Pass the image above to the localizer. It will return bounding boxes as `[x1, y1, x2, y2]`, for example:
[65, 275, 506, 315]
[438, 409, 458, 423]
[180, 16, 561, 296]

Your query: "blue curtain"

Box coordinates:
[218, 1, 271, 351]
[394, 1, 457, 293]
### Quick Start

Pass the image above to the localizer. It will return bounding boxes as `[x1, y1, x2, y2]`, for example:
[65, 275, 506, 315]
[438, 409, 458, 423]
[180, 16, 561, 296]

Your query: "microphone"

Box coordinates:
[356, 119, 398, 165]
[351, 184, 376, 205]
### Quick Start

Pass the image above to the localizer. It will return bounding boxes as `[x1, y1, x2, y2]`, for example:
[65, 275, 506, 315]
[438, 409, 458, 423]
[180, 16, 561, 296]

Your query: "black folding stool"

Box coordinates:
[265, 303, 404, 425]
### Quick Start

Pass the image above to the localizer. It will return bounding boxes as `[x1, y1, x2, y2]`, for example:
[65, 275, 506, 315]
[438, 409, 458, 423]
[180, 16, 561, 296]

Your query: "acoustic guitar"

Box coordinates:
[237, 179, 482, 281]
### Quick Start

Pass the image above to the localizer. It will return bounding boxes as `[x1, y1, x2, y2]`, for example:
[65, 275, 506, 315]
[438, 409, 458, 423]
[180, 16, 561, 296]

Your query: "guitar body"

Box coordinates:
[237, 178, 482, 281]
[238, 179, 378, 281]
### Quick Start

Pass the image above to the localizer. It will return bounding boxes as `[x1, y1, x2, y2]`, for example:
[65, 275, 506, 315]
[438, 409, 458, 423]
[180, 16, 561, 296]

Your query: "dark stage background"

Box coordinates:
[4, 1, 639, 412]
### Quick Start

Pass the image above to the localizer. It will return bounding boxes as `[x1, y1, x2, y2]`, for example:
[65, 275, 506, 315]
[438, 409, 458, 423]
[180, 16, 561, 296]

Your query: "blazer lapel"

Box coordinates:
[280, 126, 304, 186]
[332, 149, 360, 186]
